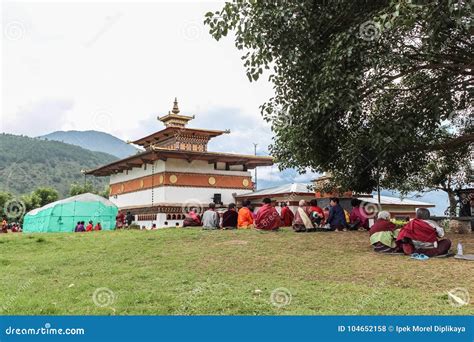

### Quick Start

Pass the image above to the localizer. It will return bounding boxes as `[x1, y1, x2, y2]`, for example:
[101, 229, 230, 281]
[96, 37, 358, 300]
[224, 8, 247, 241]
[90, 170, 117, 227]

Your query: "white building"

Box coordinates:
[86, 99, 273, 227]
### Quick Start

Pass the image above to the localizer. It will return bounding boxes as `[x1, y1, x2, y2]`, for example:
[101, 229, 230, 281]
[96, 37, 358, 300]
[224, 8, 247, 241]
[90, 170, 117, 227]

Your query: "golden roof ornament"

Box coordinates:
[158, 98, 194, 128]
[171, 97, 180, 114]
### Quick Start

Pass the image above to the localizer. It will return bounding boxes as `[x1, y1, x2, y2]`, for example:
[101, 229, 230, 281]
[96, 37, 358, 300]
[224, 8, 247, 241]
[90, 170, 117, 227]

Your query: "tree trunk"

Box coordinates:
[447, 191, 458, 217]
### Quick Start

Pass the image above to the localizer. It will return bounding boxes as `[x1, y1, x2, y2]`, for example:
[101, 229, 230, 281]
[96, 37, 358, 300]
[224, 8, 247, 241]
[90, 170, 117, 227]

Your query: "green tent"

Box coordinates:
[23, 193, 118, 233]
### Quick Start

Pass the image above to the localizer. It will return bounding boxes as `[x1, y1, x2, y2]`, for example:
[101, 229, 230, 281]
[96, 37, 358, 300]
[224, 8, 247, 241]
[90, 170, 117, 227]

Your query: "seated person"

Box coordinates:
[397, 208, 452, 257]
[280, 202, 294, 227]
[201, 203, 220, 230]
[1, 218, 8, 233]
[349, 198, 369, 230]
[369, 211, 402, 253]
[94, 222, 102, 231]
[222, 203, 238, 229]
[293, 200, 314, 232]
[183, 208, 202, 227]
[308, 199, 324, 226]
[255, 198, 281, 231]
[86, 221, 93, 232]
[238, 200, 254, 229]
[327, 198, 347, 231]
[75, 221, 85, 232]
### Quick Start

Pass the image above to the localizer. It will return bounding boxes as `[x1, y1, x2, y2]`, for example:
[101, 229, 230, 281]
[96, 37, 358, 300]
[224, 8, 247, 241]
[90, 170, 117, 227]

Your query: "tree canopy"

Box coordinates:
[205, 0, 473, 194]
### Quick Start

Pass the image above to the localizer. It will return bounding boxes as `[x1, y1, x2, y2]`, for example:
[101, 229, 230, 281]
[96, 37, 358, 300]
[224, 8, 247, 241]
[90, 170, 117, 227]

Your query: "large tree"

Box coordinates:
[205, 0, 473, 194]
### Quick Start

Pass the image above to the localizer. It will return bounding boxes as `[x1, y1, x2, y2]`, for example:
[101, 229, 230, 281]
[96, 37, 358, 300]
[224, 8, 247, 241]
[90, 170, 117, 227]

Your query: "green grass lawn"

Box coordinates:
[0, 228, 473, 315]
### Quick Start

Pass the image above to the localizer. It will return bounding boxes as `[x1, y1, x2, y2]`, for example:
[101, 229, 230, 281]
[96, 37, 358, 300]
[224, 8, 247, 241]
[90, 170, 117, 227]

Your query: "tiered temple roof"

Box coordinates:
[86, 99, 273, 176]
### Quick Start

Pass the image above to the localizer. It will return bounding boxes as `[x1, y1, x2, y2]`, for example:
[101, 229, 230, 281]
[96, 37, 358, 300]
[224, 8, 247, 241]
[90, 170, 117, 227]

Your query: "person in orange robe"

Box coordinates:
[280, 202, 294, 227]
[238, 200, 254, 229]
[85, 221, 93, 232]
[255, 198, 281, 231]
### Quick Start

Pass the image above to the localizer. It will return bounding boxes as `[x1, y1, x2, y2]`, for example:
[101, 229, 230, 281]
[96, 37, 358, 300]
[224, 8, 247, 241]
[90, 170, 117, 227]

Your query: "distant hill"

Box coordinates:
[40, 130, 138, 158]
[0, 133, 118, 197]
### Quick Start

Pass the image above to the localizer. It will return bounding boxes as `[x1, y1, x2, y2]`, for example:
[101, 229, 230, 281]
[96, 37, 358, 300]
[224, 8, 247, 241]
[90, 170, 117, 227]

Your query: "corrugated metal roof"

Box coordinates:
[357, 195, 434, 207]
[237, 183, 313, 197]
[237, 183, 434, 207]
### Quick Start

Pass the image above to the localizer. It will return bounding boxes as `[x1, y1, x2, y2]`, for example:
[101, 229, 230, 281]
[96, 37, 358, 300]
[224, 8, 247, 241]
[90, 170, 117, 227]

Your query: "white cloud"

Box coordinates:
[2, 1, 274, 141]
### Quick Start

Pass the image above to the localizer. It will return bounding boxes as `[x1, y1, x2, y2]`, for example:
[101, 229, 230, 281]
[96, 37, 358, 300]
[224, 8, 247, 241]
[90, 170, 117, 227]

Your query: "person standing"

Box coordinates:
[126, 211, 134, 227]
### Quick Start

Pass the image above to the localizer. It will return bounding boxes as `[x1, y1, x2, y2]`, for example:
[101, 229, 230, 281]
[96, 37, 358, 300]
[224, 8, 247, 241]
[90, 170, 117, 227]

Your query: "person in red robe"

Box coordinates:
[85, 221, 93, 232]
[349, 198, 369, 230]
[116, 211, 125, 229]
[397, 208, 451, 257]
[255, 198, 281, 231]
[280, 202, 294, 227]
[94, 222, 102, 231]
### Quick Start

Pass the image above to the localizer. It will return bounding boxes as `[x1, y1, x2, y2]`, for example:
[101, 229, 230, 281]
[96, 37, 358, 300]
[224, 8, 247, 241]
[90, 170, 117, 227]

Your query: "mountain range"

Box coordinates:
[40, 130, 138, 158]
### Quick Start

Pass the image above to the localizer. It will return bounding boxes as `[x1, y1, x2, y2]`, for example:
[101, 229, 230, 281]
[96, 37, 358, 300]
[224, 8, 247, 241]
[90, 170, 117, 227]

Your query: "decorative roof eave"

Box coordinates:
[130, 127, 229, 147]
[85, 149, 274, 176]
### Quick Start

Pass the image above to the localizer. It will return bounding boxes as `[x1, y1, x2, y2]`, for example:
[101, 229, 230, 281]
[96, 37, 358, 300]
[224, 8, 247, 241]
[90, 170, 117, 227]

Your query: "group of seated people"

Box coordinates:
[369, 208, 452, 257]
[183, 199, 283, 230]
[182, 198, 453, 258]
[0, 218, 22, 233]
[293, 197, 370, 232]
[74, 220, 102, 232]
[182, 196, 369, 232]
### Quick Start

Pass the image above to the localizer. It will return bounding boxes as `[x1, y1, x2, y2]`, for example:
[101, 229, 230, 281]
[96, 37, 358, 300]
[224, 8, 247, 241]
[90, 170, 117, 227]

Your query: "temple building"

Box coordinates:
[86, 99, 273, 227]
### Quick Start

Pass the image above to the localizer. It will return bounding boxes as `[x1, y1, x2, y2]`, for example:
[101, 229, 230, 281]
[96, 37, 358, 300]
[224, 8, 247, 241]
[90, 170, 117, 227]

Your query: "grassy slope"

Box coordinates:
[0, 228, 473, 315]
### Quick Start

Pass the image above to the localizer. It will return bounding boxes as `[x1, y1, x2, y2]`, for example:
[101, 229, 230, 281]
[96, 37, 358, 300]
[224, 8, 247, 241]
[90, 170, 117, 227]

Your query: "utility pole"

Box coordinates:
[253, 143, 258, 190]
[80, 169, 87, 187]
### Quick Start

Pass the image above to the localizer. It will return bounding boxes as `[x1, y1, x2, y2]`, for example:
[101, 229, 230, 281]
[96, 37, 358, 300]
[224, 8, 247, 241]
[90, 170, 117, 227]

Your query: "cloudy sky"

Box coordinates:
[2, 0, 308, 182]
[1, 0, 448, 212]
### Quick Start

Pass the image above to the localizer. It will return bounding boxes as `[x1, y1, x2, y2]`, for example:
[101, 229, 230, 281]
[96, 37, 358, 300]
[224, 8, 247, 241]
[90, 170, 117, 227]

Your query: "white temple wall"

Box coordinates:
[109, 158, 250, 186]
[110, 186, 252, 209]
[110, 160, 166, 183]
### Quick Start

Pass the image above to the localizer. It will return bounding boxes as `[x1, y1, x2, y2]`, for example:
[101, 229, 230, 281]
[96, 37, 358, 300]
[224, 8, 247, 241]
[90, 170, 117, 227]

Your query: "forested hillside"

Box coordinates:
[0, 134, 117, 197]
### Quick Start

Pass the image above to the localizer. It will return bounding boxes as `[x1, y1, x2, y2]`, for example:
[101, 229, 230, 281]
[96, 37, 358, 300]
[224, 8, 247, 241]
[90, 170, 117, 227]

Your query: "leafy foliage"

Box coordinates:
[69, 183, 110, 198]
[0, 134, 117, 197]
[205, 0, 473, 193]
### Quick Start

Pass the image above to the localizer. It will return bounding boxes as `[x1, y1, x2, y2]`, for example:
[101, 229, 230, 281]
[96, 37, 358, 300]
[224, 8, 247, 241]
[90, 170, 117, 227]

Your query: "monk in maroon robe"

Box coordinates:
[255, 198, 281, 231]
[397, 208, 451, 257]
[280, 202, 294, 227]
